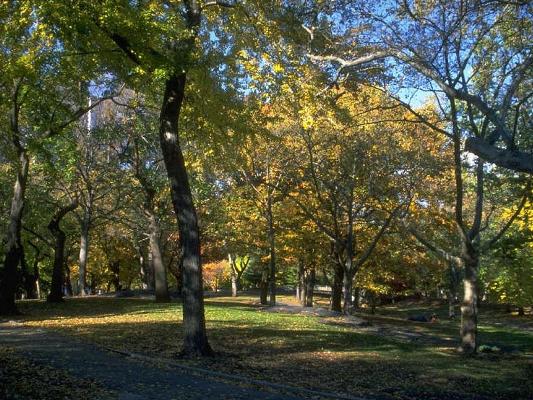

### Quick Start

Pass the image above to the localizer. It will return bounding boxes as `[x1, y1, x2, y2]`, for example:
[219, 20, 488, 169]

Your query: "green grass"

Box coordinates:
[11, 296, 533, 400]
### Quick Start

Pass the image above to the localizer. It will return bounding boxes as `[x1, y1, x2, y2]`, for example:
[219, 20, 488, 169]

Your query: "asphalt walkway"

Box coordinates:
[0, 325, 302, 400]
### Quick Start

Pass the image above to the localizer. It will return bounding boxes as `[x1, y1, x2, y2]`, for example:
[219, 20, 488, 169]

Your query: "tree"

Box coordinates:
[303, 0, 532, 353]
[47, 199, 78, 303]
[0, 2, 107, 314]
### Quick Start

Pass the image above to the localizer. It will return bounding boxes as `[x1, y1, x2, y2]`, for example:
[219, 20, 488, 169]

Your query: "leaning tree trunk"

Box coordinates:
[147, 210, 170, 302]
[0, 149, 29, 315]
[77, 211, 91, 296]
[159, 73, 211, 356]
[460, 247, 479, 354]
[48, 201, 78, 303]
[331, 262, 344, 312]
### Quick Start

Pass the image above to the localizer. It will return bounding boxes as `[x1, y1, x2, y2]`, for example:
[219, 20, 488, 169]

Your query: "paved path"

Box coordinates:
[0, 325, 302, 400]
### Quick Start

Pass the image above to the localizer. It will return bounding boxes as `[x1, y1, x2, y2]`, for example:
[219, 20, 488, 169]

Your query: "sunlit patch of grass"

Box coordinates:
[13, 296, 533, 400]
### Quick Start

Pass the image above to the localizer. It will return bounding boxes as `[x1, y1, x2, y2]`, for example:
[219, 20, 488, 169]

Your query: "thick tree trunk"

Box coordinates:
[110, 261, 121, 292]
[159, 73, 211, 356]
[48, 201, 78, 303]
[460, 251, 479, 354]
[231, 275, 238, 297]
[260, 264, 269, 305]
[77, 212, 91, 296]
[138, 244, 154, 290]
[0, 149, 29, 315]
[64, 262, 73, 296]
[147, 211, 170, 302]
[343, 269, 354, 314]
[331, 263, 344, 312]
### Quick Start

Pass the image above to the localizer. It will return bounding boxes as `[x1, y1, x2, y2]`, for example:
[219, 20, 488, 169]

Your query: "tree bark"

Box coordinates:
[147, 210, 170, 302]
[460, 252, 479, 354]
[159, 73, 211, 356]
[260, 264, 269, 305]
[64, 263, 73, 296]
[48, 201, 78, 303]
[465, 137, 533, 174]
[228, 254, 238, 297]
[297, 258, 304, 303]
[331, 262, 344, 312]
[229, 275, 237, 297]
[447, 260, 459, 319]
[304, 267, 315, 307]
[138, 243, 154, 290]
[0, 149, 29, 315]
[77, 209, 91, 296]
[109, 260, 121, 292]
[267, 191, 276, 306]
[31, 250, 42, 300]
[20, 240, 38, 299]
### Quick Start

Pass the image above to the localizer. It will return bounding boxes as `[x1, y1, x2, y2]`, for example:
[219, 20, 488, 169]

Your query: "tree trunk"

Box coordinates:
[353, 287, 360, 309]
[64, 263, 73, 296]
[297, 258, 304, 303]
[331, 263, 343, 312]
[304, 267, 315, 307]
[260, 264, 269, 305]
[228, 254, 238, 297]
[447, 260, 459, 319]
[460, 254, 479, 353]
[231, 275, 238, 297]
[32, 255, 41, 299]
[267, 193, 276, 306]
[168, 256, 183, 295]
[48, 201, 78, 303]
[448, 291, 456, 319]
[138, 244, 154, 291]
[77, 212, 91, 296]
[0, 149, 29, 315]
[159, 73, 211, 356]
[147, 210, 170, 302]
[110, 261, 121, 292]
[20, 242, 37, 299]
[342, 269, 354, 314]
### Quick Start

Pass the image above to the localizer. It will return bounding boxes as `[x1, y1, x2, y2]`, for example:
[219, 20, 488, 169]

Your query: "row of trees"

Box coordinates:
[1, 1, 531, 357]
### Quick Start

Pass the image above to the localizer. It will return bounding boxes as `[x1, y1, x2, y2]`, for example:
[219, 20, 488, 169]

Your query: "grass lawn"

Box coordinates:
[10, 295, 533, 400]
